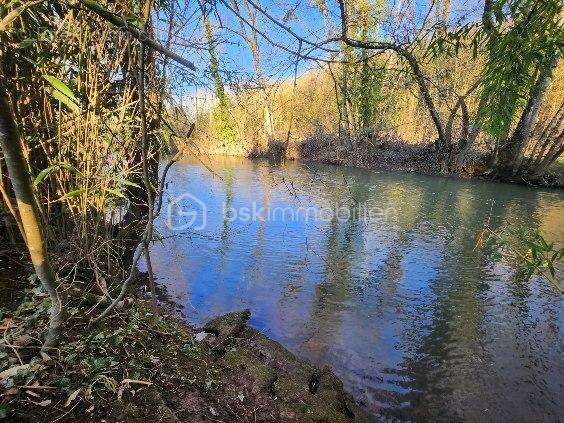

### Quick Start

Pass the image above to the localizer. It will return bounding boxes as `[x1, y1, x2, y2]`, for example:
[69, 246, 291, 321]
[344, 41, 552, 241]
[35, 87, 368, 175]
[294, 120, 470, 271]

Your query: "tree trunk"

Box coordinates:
[526, 105, 563, 171]
[340, 44, 354, 140]
[336, 0, 448, 161]
[243, 0, 274, 142]
[457, 121, 480, 161]
[442, 0, 451, 25]
[498, 55, 558, 175]
[0, 163, 27, 245]
[232, 0, 274, 148]
[398, 48, 448, 162]
[199, 0, 234, 145]
[531, 130, 564, 177]
[0, 90, 63, 350]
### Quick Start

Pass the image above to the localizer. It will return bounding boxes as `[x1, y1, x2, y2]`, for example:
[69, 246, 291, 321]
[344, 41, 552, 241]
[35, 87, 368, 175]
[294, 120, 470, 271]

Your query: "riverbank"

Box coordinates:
[0, 268, 371, 422]
[192, 135, 563, 188]
[295, 140, 564, 188]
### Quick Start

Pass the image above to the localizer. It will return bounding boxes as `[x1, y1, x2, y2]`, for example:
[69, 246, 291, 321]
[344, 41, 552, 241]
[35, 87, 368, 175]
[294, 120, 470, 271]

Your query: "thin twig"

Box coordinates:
[76, 0, 196, 71]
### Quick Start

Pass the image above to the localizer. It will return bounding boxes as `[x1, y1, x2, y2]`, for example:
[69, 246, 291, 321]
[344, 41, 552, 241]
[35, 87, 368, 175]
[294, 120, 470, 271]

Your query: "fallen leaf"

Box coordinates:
[0, 364, 30, 379]
[0, 317, 13, 329]
[121, 379, 152, 386]
[117, 384, 125, 402]
[64, 388, 81, 407]
[33, 399, 51, 406]
[12, 334, 33, 347]
[5, 387, 19, 396]
[40, 352, 52, 363]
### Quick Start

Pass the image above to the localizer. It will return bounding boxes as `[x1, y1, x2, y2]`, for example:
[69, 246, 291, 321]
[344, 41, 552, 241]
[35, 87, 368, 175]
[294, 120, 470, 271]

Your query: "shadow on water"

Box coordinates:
[143, 156, 564, 421]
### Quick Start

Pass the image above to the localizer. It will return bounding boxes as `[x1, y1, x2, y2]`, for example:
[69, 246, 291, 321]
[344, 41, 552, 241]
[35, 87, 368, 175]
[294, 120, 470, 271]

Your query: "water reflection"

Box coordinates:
[145, 156, 563, 421]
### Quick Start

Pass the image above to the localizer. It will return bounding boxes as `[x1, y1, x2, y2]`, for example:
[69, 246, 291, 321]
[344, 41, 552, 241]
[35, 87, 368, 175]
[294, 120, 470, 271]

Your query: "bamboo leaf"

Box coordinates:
[114, 177, 141, 189]
[33, 164, 61, 186]
[42, 75, 80, 112]
[43, 75, 77, 102]
[49, 89, 81, 113]
[103, 188, 126, 198]
[33, 163, 83, 186]
[58, 188, 86, 200]
[17, 38, 36, 49]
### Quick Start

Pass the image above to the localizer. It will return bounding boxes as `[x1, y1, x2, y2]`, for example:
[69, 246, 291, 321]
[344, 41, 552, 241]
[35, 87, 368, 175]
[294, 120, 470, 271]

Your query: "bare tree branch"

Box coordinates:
[76, 0, 196, 72]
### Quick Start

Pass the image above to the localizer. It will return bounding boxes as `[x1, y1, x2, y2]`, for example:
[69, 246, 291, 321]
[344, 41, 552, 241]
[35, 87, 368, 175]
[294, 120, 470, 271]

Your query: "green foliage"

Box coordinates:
[427, 23, 482, 59]
[181, 340, 204, 360]
[42, 75, 80, 112]
[477, 0, 563, 139]
[52, 377, 72, 388]
[0, 404, 7, 419]
[82, 356, 116, 375]
[34, 162, 140, 204]
[509, 227, 563, 283]
[355, 57, 384, 130]
[337, 0, 388, 132]
[213, 100, 236, 145]
[33, 162, 83, 187]
[203, 13, 236, 145]
[478, 225, 563, 291]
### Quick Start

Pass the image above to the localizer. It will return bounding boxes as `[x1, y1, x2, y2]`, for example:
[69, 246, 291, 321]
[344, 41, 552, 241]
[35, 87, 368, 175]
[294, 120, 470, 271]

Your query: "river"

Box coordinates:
[145, 156, 563, 421]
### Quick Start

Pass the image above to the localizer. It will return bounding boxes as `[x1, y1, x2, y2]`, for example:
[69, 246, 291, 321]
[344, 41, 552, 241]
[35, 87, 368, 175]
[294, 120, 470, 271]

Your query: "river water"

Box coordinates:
[146, 156, 563, 421]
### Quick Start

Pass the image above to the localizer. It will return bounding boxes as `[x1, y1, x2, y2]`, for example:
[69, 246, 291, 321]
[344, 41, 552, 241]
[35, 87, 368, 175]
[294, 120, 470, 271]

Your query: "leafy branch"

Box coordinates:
[476, 224, 563, 292]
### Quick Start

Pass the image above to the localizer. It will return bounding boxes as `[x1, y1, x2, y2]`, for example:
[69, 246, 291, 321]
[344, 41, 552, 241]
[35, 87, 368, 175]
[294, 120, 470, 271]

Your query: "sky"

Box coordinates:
[157, 0, 484, 101]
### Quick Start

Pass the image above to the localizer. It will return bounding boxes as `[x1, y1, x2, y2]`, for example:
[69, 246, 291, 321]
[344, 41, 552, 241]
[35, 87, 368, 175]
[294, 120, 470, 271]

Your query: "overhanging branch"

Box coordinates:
[75, 0, 196, 72]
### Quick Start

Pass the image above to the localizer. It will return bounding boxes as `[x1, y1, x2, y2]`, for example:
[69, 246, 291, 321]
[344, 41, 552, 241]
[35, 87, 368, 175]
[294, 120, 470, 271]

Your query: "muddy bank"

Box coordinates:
[195, 136, 449, 176]
[0, 276, 372, 423]
[294, 137, 562, 187]
[292, 138, 447, 176]
[197, 136, 563, 187]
